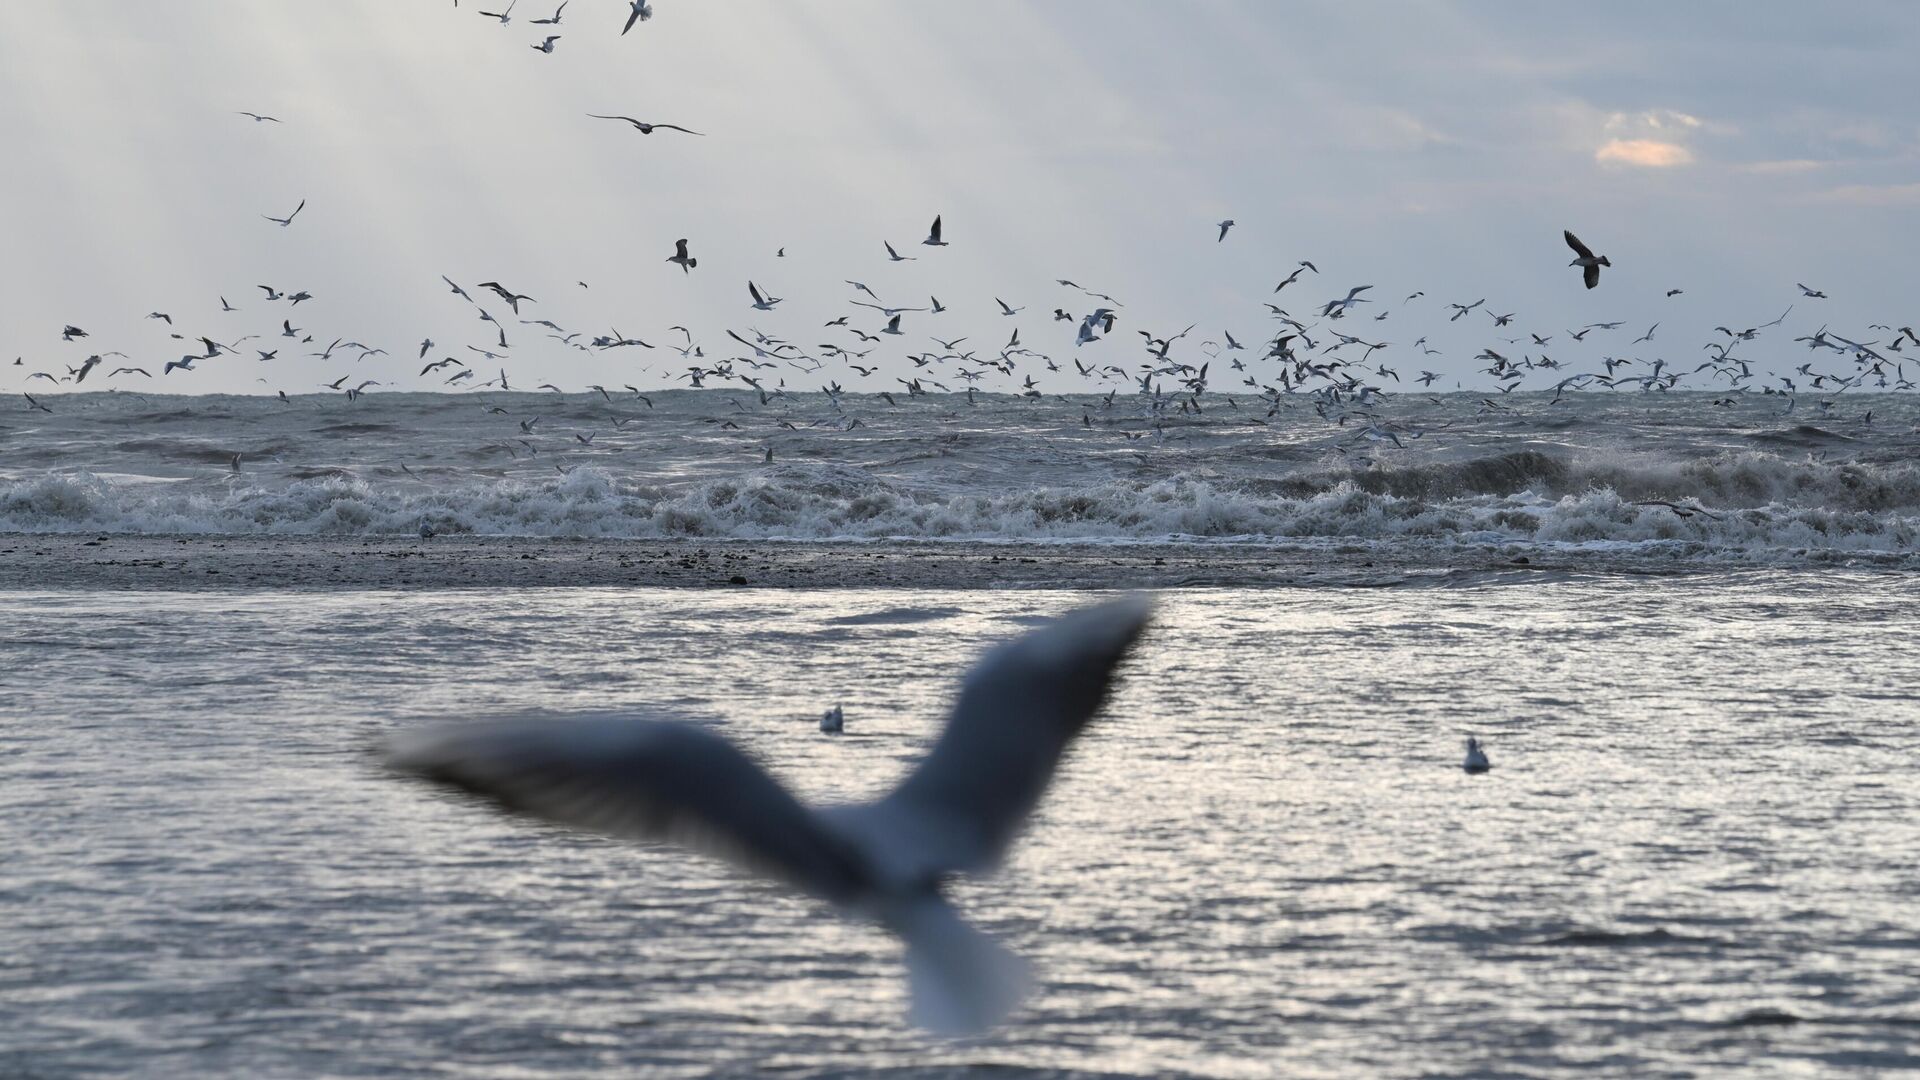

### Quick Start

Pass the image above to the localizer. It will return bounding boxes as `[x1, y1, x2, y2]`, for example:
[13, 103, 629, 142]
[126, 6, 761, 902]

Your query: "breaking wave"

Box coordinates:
[4, 457, 1917, 556]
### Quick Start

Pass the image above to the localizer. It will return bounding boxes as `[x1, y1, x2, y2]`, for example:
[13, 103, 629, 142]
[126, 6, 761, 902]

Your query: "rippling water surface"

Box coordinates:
[6, 578, 1920, 1077]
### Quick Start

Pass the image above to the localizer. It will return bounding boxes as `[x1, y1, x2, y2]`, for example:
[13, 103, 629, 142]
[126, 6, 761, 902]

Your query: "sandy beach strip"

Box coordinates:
[0, 532, 1794, 591]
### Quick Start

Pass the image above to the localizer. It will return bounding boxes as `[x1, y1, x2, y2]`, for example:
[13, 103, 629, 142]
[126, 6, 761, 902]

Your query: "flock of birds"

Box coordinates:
[11, 0, 1920, 477]
[12, 4, 1918, 464]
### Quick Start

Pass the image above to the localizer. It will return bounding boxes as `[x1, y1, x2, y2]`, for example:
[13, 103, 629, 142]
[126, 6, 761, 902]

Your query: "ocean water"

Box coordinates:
[3, 390, 1918, 562]
[5, 581, 1920, 1078]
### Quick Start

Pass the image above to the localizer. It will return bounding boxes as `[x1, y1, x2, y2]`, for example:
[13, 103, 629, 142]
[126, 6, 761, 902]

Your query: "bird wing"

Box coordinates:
[825, 597, 1152, 883]
[929, 215, 942, 242]
[1563, 230, 1594, 259]
[1584, 263, 1601, 289]
[388, 716, 876, 904]
[654, 123, 703, 135]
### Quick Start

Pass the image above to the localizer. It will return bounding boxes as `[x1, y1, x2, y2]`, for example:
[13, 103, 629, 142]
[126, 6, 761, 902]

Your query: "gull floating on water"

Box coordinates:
[1463, 737, 1491, 773]
[387, 595, 1153, 1035]
[820, 705, 844, 733]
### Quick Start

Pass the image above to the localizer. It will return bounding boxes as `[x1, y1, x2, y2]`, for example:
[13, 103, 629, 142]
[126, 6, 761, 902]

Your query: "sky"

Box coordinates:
[2, 0, 1917, 396]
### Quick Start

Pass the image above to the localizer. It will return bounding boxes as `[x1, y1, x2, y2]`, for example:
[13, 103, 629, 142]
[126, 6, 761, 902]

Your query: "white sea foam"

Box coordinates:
[4, 390, 1918, 560]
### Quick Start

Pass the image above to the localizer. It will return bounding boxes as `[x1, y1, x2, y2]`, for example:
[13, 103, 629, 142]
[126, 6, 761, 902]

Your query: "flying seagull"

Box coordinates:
[236, 111, 281, 123]
[264, 199, 306, 227]
[1563, 230, 1609, 289]
[531, 35, 560, 52]
[666, 239, 697, 273]
[923, 215, 947, 247]
[587, 114, 703, 136]
[1797, 283, 1828, 299]
[1216, 219, 1234, 242]
[622, 0, 653, 34]
[386, 596, 1153, 1036]
[531, 1, 566, 23]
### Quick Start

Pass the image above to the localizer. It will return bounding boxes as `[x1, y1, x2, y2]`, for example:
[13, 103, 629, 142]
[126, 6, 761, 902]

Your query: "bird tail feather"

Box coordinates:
[888, 897, 1032, 1036]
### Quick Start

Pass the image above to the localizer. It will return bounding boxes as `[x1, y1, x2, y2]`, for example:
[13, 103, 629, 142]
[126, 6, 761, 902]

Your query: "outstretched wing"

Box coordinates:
[830, 596, 1152, 884]
[1584, 262, 1601, 289]
[388, 716, 874, 904]
[1563, 229, 1594, 259]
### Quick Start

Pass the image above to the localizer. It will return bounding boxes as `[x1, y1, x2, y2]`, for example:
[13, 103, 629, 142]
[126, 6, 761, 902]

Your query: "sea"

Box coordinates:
[4, 390, 1920, 1078]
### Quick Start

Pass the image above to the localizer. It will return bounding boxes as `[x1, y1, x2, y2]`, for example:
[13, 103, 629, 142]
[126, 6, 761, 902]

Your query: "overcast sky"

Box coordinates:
[2, 1, 1916, 395]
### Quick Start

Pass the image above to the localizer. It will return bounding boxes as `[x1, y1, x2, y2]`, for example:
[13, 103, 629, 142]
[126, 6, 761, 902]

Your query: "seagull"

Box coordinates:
[923, 215, 947, 247]
[23, 392, 52, 413]
[1216, 220, 1234, 242]
[1563, 230, 1609, 289]
[386, 596, 1152, 1036]
[477, 281, 533, 314]
[1797, 283, 1828, 299]
[820, 705, 844, 734]
[477, 0, 517, 23]
[748, 281, 782, 311]
[236, 111, 281, 123]
[996, 298, 1022, 317]
[1463, 737, 1491, 773]
[530, 1, 566, 23]
[1320, 285, 1373, 317]
[885, 241, 916, 262]
[622, 0, 653, 35]
[263, 199, 306, 227]
[666, 239, 697, 273]
[587, 114, 703, 136]
[531, 35, 560, 52]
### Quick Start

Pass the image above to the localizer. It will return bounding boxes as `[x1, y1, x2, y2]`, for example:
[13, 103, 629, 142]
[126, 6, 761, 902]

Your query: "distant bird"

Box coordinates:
[530, 1, 566, 23]
[387, 595, 1152, 1036]
[1216, 219, 1234, 242]
[477, 0, 517, 23]
[531, 35, 560, 52]
[622, 0, 653, 35]
[1320, 285, 1373, 317]
[747, 281, 782, 311]
[666, 239, 697, 273]
[587, 114, 703, 136]
[1563, 230, 1609, 289]
[477, 281, 533, 313]
[23, 392, 52, 413]
[820, 705, 844, 733]
[61, 325, 88, 341]
[146, 311, 172, 324]
[263, 199, 306, 227]
[996, 298, 1022, 317]
[1463, 738, 1491, 773]
[1666, 289, 1684, 297]
[923, 215, 947, 247]
[1797, 283, 1828, 299]
[885, 241, 916, 262]
[236, 111, 281, 123]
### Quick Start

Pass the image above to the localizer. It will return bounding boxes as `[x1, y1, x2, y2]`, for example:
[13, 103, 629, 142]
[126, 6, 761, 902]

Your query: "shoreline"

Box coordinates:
[0, 533, 1896, 591]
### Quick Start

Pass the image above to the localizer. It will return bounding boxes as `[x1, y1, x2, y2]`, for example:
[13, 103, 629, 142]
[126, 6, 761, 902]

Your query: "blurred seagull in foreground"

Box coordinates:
[387, 595, 1153, 1036]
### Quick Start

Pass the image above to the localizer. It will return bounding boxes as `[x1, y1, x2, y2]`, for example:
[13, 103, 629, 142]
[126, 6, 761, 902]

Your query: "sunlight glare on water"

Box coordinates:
[3, 578, 1919, 1077]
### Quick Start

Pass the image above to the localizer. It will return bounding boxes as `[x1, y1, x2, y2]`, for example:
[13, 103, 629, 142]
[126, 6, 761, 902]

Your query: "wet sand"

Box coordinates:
[0, 532, 1802, 591]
